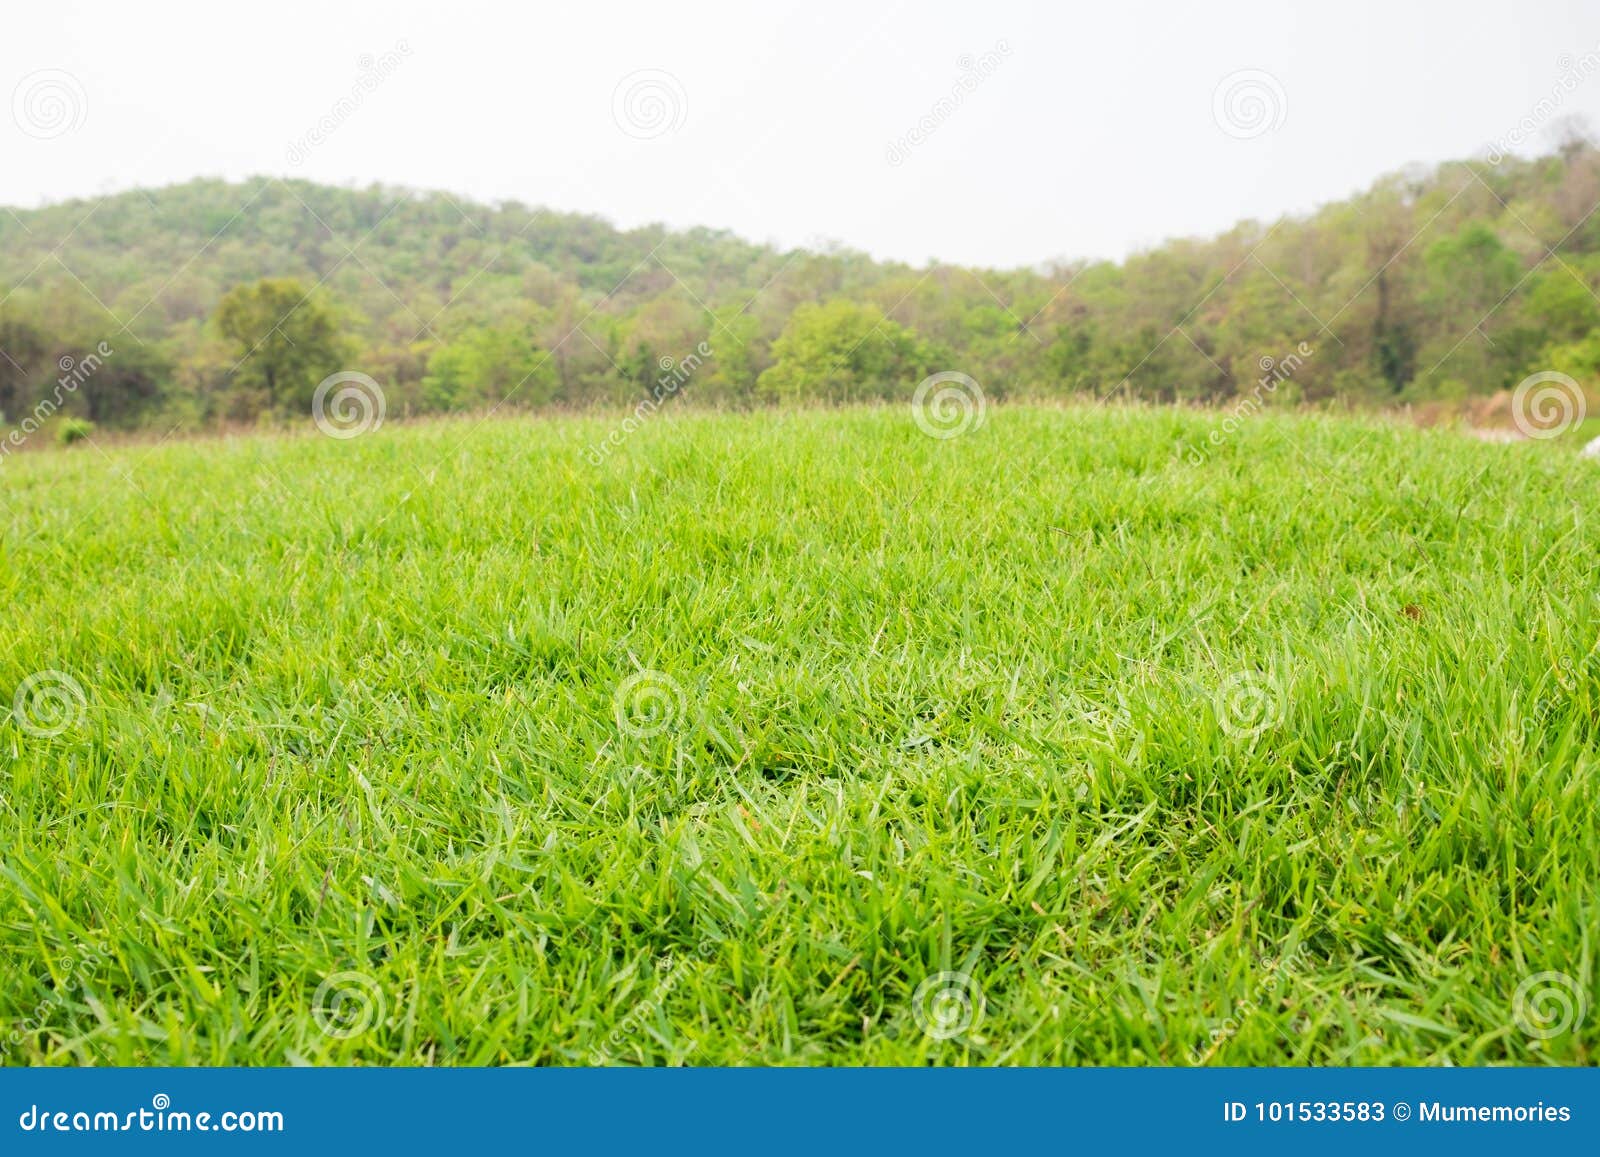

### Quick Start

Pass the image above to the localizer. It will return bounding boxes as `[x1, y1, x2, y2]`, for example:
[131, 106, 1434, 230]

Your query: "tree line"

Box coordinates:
[4, 140, 1600, 438]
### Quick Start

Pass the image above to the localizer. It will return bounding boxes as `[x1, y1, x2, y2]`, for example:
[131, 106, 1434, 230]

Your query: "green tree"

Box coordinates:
[756, 301, 942, 403]
[421, 325, 557, 410]
[1522, 269, 1600, 344]
[74, 343, 168, 427]
[0, 308, 48, 421]
[214, 278, 345, 412]
[693, 311, 762, 405]
[1423, 223, 1520, 318]
[1414, 224, 1523, 391]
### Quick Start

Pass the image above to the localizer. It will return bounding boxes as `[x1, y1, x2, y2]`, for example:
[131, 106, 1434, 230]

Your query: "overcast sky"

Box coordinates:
[6, 1, 1600, 269]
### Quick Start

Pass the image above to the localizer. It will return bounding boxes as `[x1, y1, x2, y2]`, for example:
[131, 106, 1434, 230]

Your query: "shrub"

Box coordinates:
[57, 418, 95, 445]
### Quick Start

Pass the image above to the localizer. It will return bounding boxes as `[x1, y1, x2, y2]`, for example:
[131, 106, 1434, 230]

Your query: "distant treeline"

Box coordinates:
[5, 141, 1600, 435]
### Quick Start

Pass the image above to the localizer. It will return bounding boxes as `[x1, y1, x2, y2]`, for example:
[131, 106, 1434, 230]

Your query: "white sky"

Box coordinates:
[5, 0, 1600, 269]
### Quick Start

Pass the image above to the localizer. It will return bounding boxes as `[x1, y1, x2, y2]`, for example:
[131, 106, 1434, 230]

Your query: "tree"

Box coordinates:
[1423, 223, 1519, 318]
[74, 343, 168, 427]
[1415, 224, 1523, 392]
[1522, 268, 1600, 345]
[692, 310, 762, 405]
[19, 147, 1600, 425]
[756, 301, 943, 403]
[214, 278, 346, 412]
[421, 324, 557, 410]
[0, 309, 48, 421]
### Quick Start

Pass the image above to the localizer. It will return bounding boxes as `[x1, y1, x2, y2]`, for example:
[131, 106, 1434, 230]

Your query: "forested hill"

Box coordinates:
[5, 143, 1600, 432]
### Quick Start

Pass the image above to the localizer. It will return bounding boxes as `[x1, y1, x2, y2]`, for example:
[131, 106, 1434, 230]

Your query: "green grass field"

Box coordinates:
[2, 405, 1596, 1065]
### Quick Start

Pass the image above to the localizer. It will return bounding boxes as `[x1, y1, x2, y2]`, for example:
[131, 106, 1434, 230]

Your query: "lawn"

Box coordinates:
[1, 404, 1596, 1065]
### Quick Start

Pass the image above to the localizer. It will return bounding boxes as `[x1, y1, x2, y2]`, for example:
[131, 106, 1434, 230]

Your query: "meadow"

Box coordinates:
[1, 404, 1596, 1065]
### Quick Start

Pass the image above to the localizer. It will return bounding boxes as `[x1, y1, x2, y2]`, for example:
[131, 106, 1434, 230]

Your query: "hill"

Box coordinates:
[5, 143, 1600, 433]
